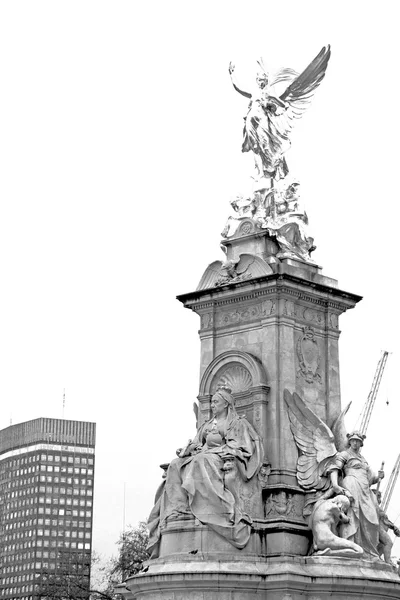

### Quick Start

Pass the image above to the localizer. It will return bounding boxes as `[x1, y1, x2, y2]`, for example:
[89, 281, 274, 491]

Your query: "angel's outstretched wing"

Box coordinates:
[275, 46, 331, 136]
[331, 402, 351, 452]
[284, 389, 337, 491]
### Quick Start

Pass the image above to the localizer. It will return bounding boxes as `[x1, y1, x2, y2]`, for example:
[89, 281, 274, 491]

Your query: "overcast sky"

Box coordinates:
[1, 1, 400, 560]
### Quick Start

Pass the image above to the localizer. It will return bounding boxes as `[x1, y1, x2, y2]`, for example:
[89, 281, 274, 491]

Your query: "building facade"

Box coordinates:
[0, 418, 96, 600]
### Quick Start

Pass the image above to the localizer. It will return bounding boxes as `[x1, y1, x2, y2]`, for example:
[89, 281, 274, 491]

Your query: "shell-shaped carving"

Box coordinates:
[214, 365, 253, 394]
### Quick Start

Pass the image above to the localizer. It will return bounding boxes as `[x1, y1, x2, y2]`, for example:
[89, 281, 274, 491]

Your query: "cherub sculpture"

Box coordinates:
[284, 390, 384, 559]
[229, 46, 331, 184]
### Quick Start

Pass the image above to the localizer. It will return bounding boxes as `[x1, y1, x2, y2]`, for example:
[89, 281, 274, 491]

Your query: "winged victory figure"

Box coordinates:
[229, 46, 331, 185]
[284, 390, 385, 559]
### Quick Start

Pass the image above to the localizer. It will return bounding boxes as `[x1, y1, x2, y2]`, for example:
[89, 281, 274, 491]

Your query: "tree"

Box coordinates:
[110, 521, 149, 581]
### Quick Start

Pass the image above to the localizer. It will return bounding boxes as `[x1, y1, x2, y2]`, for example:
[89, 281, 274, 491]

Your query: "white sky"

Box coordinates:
[1, 0, 400, 560]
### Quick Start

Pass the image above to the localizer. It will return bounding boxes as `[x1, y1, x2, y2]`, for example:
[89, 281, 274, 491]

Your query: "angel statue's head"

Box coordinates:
[347, 431, 366, 449]
[256, 58, 268, 89]
[256, 72, 268, 89]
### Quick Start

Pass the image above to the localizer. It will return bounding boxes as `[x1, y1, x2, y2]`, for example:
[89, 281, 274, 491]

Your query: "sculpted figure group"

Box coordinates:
[285, 390, 400, 563]
[147, 385, 398, 564]
[223, 47, 331, 265]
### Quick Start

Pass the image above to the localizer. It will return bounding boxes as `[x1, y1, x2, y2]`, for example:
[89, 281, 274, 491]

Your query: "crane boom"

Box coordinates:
[381, 453, 400, 513]
[359, 351, 389, 436]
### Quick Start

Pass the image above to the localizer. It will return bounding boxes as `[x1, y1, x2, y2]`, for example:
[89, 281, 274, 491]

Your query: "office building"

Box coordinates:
[0, 418, 96, 599]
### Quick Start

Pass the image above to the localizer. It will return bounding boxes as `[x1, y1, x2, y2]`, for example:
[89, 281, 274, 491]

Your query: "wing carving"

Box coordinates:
[284, 389, 337, 491]
[276, 46, 331, 137]
[331, 402, 351, 452]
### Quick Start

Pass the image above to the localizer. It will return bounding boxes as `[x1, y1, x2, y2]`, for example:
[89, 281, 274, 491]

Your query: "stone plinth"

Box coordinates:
[156, 518, 310, 558]
[119, 554, 400, 599]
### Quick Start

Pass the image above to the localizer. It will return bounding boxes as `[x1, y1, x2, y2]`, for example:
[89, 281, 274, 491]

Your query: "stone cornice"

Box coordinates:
[177, 272, 362, 314]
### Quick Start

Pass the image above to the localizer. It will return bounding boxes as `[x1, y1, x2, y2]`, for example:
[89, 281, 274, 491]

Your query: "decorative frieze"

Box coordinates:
[265, 490, 304, 520]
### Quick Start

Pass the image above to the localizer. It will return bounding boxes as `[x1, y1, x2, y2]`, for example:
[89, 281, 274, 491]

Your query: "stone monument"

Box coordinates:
[120, 46, 400, 599]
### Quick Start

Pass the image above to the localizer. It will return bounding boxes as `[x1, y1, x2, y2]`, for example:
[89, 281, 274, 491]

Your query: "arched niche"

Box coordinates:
[197, 351, 269, 436]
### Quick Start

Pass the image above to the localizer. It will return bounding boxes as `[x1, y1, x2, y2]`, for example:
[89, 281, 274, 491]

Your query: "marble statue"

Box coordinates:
[147, 386, 264, 556]
[326, 431, 384, 558]
[261, 181, 315, 262]
[284, 390, 385, 559]
[229, 46, 331, 185]
[220, 47, 330, 267]
[310, 495, 363, 558]
[374, 490, 400, 564]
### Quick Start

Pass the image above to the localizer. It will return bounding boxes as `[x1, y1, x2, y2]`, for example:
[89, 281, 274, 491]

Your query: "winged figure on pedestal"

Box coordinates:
[229, 46, 331, 184]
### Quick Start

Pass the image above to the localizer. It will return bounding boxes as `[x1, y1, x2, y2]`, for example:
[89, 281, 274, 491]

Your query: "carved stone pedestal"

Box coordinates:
[176, 261, 361, 553]
[119, 554, 400, 599]
[127, 240, 398, 599]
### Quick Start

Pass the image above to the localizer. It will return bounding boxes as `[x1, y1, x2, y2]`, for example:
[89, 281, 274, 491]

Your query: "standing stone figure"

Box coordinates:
[147, 386, 264, 556]
[326, 431, 384, 558]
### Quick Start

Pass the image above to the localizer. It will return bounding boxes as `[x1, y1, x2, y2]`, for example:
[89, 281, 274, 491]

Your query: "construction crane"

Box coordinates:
[381, 453, 400, 513]
[358, 350, 389, 436]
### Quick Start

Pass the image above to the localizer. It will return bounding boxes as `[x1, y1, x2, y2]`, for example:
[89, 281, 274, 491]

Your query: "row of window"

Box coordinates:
[5, 487, 94, 503]
[0, 468, 39, 482]
[1, 467, 94, 489]
[38, 454, 93, 464]
[4, 511, 92, 530]
[3, 539, 91, 552]
[3, 548, 85, 564]
[0, 583, 35, 594]
[0, 453, 94, 470]
[3, 564, 90, 581]
[2, 548, 91, 567]
[4, 528, 91, 542]
[38, 464, 94, 474]
[5, 498, 92, 519]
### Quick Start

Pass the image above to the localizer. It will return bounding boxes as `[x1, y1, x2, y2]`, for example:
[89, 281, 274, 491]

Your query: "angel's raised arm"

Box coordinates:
[229, 62, 251, 99]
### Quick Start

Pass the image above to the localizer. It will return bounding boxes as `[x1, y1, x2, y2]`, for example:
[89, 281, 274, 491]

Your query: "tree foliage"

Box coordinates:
[110, 521, 149, 581]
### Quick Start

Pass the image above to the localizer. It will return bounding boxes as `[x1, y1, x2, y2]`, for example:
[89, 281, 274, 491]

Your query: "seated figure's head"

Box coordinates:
[211, 385, 234, 417]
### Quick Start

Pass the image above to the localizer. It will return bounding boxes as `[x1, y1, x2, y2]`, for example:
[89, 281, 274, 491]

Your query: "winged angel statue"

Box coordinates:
[229, 46, 330, 183]
[284, 390, 385, 559]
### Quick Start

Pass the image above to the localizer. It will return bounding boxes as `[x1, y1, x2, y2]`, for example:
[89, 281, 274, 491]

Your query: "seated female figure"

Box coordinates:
[147, 386, 264, 555]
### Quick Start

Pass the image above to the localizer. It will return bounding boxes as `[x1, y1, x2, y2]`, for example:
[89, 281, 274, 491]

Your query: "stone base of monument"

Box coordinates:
[158, 518, 310, 557]
[118, 554, 400, 600]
